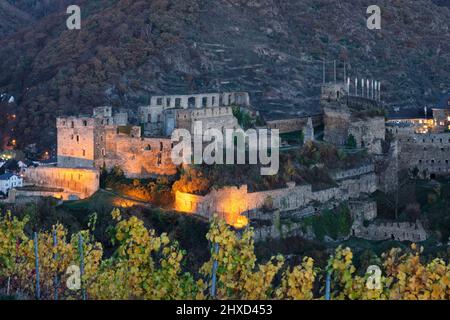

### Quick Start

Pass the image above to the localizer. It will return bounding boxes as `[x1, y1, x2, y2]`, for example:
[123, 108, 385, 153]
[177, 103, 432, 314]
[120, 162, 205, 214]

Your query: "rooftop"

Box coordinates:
[0, 173, 18, 180]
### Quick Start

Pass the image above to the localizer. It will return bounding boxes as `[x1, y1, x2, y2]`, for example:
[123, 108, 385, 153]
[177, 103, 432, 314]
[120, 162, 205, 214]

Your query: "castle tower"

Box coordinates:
[57, 117, 96, 168]
[320, 83, 348, 103]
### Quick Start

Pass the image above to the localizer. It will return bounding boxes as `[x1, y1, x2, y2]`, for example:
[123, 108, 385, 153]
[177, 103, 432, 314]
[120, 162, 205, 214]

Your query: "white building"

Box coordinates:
[0, 173, 23, 195]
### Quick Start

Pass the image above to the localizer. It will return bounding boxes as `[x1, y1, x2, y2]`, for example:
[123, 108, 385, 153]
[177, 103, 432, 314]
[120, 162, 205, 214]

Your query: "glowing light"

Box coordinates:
[175, 191, 249, 229]
[113, 198, 138, 208]
[233, 215, 249, 229]
[174, 191, 197, 214]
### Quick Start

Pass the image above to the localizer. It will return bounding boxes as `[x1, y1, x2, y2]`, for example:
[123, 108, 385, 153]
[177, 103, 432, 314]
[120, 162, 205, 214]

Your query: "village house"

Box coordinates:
[0, 173, 23, 196]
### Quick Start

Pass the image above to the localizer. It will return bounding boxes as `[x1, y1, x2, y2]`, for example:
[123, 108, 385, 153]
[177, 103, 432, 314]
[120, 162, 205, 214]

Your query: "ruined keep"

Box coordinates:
[322, 83, 385, 154]
[138, 92, 248, 137]
[57, 107, 177, 178]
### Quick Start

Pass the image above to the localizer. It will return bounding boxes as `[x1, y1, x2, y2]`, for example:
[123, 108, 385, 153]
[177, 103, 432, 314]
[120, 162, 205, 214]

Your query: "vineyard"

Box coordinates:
[0, 209, 449, 300]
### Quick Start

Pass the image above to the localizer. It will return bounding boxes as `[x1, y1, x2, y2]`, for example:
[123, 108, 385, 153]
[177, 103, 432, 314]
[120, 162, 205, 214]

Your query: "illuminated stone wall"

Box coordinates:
[98, 136, 177, 178]
[24, 166, 100, 199]
[57, 112, 177, 178]
[57, 117, 97, 168]
[175, 169, 378, 225]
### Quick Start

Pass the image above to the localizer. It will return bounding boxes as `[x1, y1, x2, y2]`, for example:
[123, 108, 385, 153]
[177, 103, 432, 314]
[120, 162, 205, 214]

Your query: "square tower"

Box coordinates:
[57, 117, 96, 168]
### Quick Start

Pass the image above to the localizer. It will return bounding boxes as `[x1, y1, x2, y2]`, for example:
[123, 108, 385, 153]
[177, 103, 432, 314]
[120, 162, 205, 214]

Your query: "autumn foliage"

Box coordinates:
[0, 210, 449, 300]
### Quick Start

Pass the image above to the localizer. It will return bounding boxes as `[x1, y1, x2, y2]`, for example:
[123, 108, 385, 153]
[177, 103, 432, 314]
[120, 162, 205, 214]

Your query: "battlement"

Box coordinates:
[321, 83, 348, 102]
[354, 220, 428, 242]
[57, 117, 97, 128]
[346, 95, 381, 110]
[57, 106, 127, 129]
[150, 92, 250, 109]
[176, 106, 234, 120]
[93, 106, 112, 118]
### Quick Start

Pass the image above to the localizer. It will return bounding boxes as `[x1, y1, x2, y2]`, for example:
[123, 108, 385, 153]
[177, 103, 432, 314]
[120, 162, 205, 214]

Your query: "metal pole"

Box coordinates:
[343, 63, 346, 83]
[34, 232, 40, 300]
[6, 277, 10, 296]
[325, 271, 332, 300]
[361, 78, 364, 98]
[210, 243, 220, 299]
[334, 60, 337, 83]
[53, 227, 58, 301]
[378, 82, 381, 101]
[323, 60, 326, 84]
[371, 80, 374, 99]
[79, 234, 86, 300]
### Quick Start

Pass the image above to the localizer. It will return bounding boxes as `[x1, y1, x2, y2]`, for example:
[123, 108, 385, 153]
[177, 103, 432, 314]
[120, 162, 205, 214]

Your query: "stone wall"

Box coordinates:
[324, 108, 385, 154]
[266, 114, 323, 134]
[250, 200, 427, 244]
[99, 136, 177, 178]
[57, 117, 97, 168]
[394, 132, 450, 178]
[7, 188, 72, 203]
[253, 223, 313, 242]
[348, 199, 377, 221]
[176, 106, 239, 135]
[175, 169, 377, 224]
[353, 220, 427, 242]
[149, 92, 250, 109]
[58, 111, 178, 178]
[251, 199, 377, 242]
[23, 166, 99, 199]
[375, 140, 399, 193]
[323, 108, 350, 146]
[331, 165, 374, 181]
[349, 117, 385, 154]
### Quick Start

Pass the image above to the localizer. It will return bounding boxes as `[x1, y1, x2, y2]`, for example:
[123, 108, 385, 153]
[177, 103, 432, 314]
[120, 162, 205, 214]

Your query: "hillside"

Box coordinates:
[0, 0, 33, 36]
[0, 0, 449, 151]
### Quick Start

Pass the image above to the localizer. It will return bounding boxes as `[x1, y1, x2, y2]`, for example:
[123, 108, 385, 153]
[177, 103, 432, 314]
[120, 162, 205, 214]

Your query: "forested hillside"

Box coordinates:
[0, 0, 449, 151]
